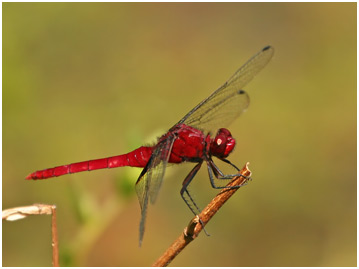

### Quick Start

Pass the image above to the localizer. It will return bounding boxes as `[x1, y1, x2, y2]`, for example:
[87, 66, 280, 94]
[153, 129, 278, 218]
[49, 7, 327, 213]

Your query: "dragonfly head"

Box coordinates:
[210, 128, 236, 158]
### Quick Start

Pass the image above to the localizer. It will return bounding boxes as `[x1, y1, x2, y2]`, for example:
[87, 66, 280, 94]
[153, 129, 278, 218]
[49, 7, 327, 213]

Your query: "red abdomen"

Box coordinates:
[26, 146, 153, 180]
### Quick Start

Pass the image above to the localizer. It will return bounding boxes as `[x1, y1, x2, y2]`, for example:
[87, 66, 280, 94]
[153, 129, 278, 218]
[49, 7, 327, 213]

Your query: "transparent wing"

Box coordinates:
[135, 136, 175, 246]
[178, 46, 274, 134]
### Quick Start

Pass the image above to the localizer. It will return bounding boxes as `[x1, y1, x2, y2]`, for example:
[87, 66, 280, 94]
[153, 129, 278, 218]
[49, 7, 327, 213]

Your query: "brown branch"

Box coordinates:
[51, 205, 60, 267]
[152, 162, 252, 267]
[2, 204, 60, 267]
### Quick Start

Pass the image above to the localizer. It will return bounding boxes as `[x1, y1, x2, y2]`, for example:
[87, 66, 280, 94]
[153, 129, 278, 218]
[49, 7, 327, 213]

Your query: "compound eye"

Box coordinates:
[210, 128, 236, 158]
[217, 128, 231, 137]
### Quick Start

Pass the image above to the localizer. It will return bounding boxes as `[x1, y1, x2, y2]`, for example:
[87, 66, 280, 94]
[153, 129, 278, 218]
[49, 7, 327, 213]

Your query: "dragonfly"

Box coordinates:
[27, 46, 274, 245]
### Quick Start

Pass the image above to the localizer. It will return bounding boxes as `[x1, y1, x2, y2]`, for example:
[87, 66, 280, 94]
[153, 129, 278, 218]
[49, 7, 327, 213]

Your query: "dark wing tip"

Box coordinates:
[263, 45, 272, 51]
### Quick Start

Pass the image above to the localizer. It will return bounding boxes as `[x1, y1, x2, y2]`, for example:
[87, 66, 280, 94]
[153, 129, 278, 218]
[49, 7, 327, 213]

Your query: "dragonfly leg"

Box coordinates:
[180, 162, 210, 236]
[219, 158, 241, 171]
[206, 159, 249, 189]
[212, 159, 250, 180]
[180, 162, 203, 216]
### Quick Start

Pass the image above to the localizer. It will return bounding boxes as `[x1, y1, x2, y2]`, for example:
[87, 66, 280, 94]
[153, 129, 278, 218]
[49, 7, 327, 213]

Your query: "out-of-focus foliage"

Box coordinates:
[3, 2, 356, 266]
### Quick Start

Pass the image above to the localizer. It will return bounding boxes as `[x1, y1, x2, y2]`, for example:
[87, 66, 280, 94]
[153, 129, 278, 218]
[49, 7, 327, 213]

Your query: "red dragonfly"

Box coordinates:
[27, 46, 274, 245]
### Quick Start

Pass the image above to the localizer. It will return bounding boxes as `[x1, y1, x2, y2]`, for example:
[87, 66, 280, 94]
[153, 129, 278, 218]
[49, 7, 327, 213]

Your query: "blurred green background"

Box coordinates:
[2, 2, 356, 267]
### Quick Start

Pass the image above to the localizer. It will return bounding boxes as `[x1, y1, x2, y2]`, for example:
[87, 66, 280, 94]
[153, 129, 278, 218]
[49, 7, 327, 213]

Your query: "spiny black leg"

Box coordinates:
[206, 158, 249, 189]
[180, 162, 202, 216]
[182, 185, 202, 216]
[219, 158, 241, 171]
[182, 187, 210, 236]
[207, 162, 232, 189]
[180, 162, 209, 236]
[211, 159, 250, 180]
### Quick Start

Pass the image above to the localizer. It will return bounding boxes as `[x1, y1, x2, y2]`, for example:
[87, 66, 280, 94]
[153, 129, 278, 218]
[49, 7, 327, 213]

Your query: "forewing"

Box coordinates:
[135, 136, 175, 245]
[179, 46, 274, 134]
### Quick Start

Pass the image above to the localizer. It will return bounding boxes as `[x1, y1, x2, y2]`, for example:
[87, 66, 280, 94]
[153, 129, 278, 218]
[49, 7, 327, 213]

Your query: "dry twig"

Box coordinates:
[2, 204, 59, 267]
[152, 162, 252, 267]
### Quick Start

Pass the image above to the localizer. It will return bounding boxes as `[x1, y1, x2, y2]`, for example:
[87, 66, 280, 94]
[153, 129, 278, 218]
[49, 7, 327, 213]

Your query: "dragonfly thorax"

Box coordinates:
[210, 128, 236, 158]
